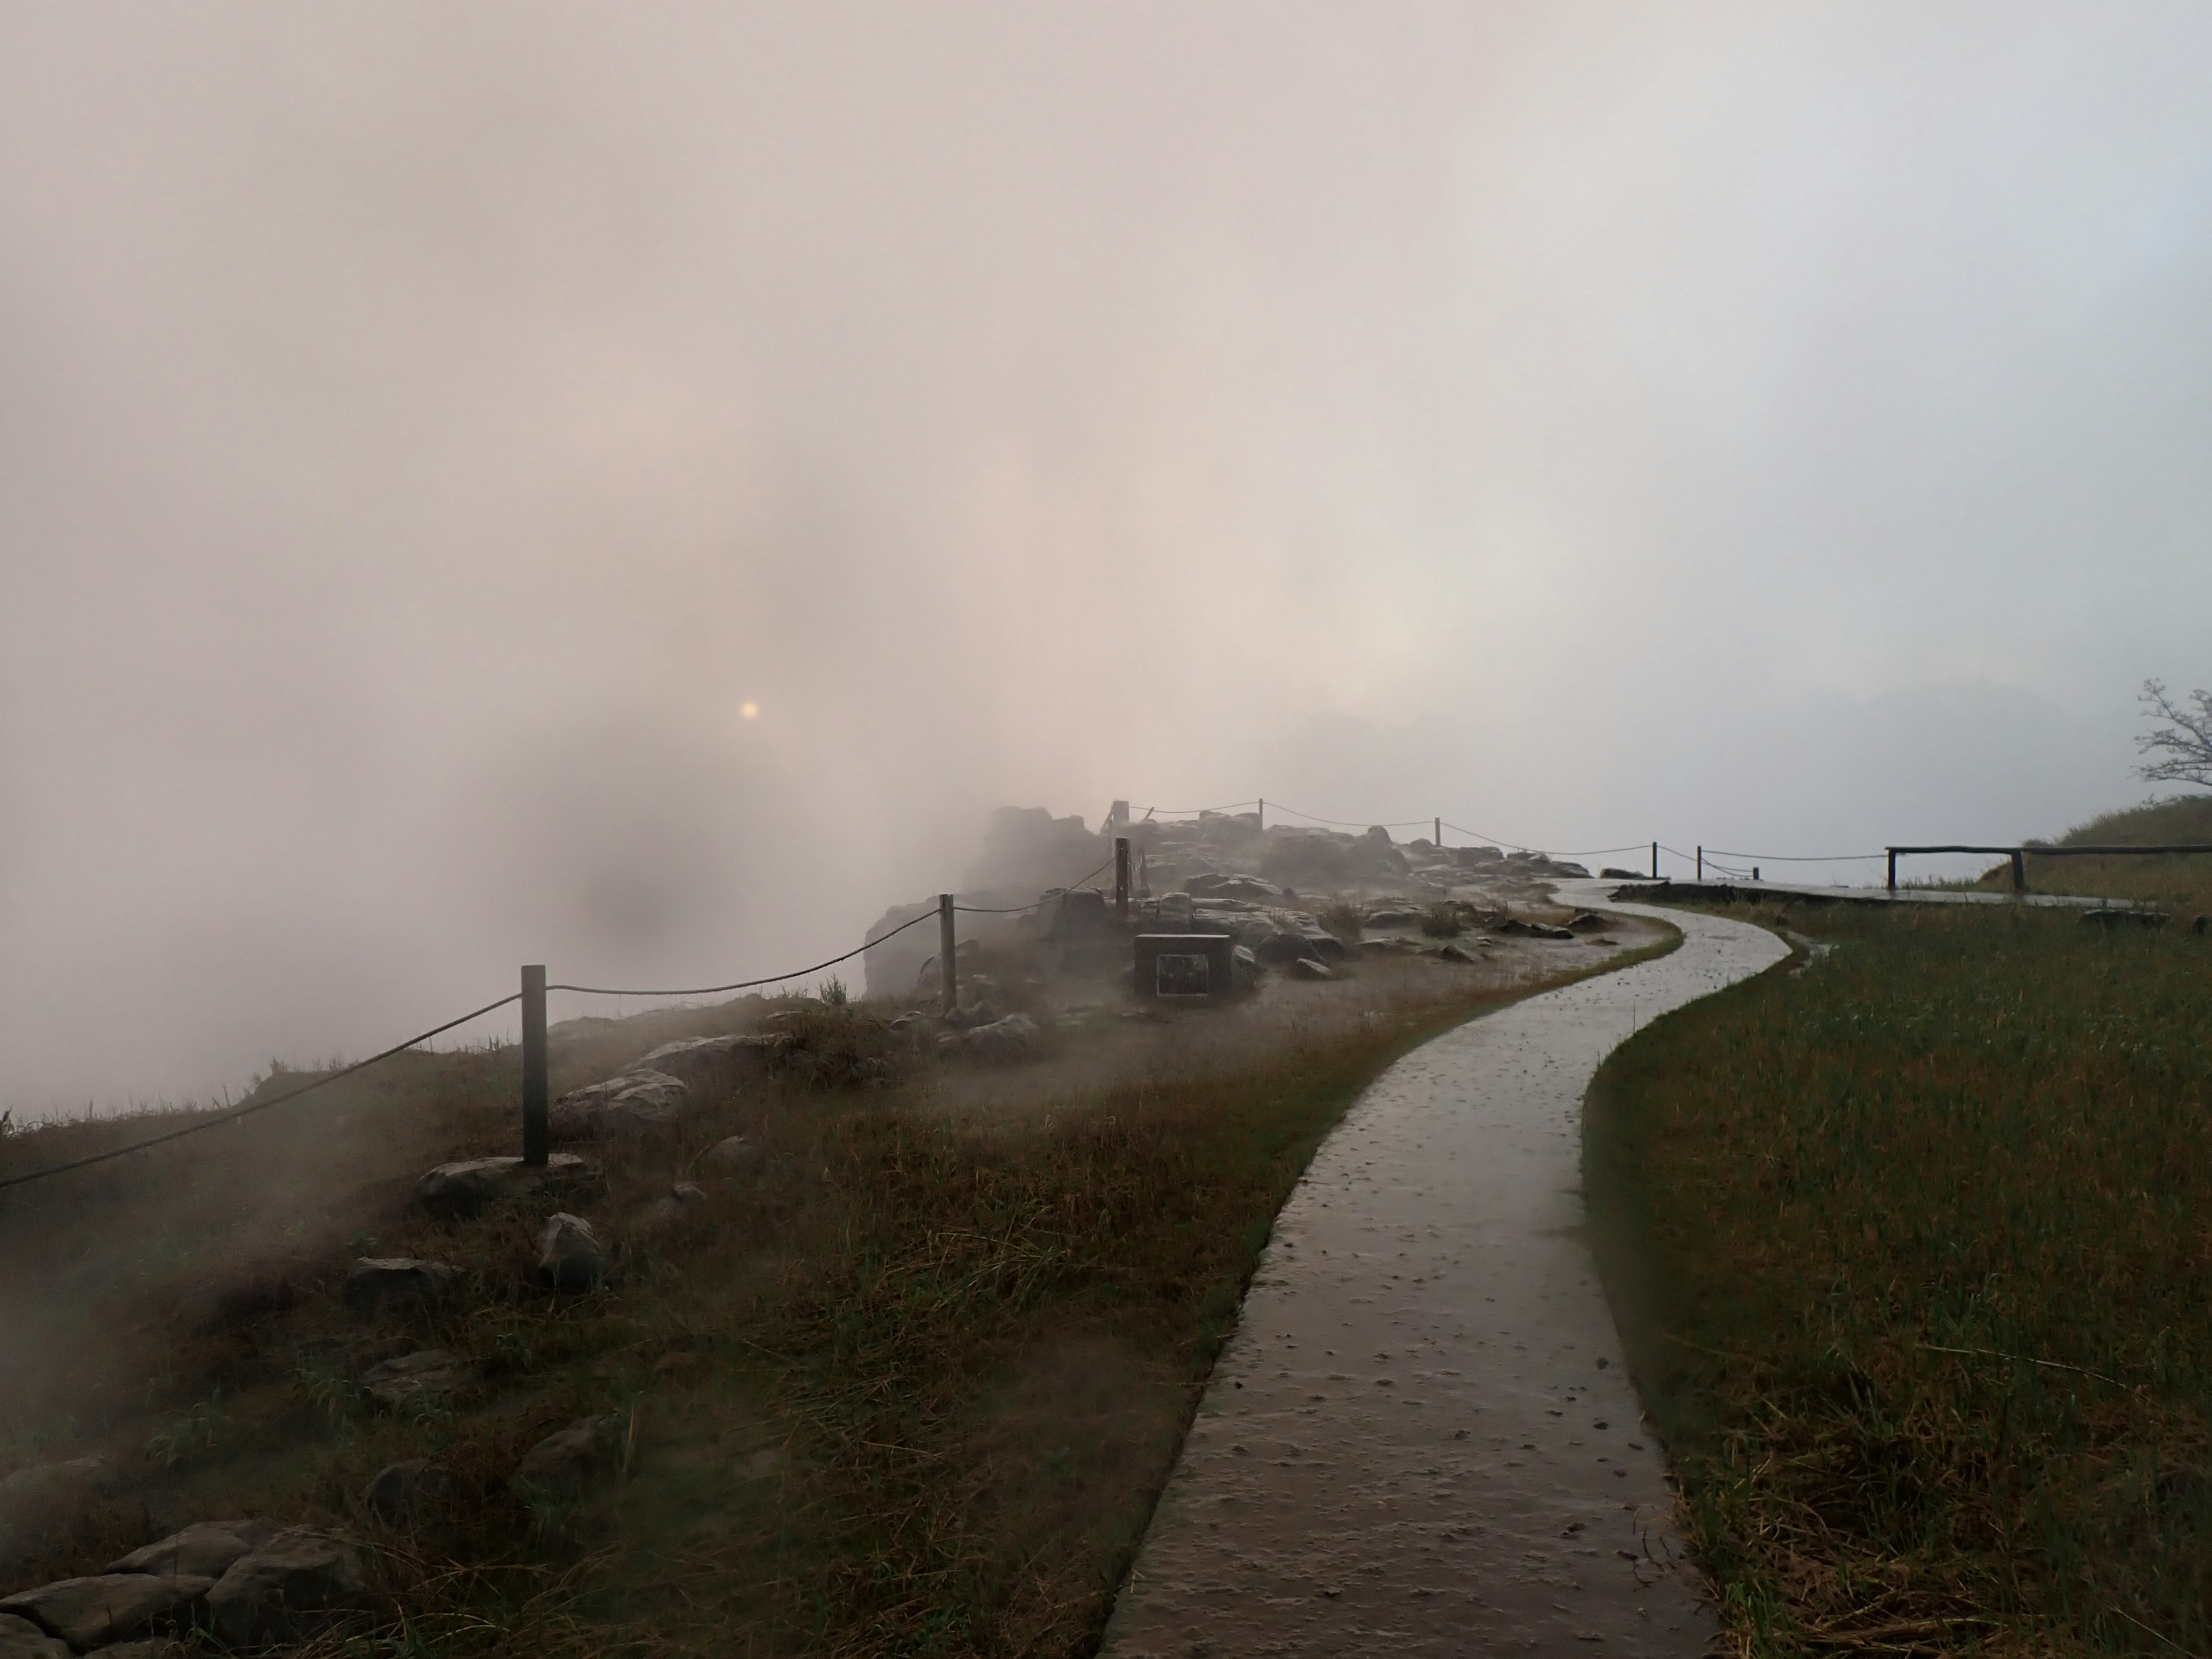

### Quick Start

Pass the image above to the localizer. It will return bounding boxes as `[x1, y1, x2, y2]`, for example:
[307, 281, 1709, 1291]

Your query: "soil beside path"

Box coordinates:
[1102, 884, 1787, 1658]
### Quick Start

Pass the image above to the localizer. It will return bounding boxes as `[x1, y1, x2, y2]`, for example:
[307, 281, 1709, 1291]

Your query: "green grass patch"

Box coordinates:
[1586, 897, 2212, 1658]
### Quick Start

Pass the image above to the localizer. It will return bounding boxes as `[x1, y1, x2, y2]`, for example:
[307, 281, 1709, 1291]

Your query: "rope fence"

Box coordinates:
[12, 800, 2198, 1192]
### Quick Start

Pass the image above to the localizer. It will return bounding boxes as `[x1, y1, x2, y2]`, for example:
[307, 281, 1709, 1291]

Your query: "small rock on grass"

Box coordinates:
[363, 1460, 452, 1527]
[343, 1257, 461, 1311]
[358, 1349, 471, 1407]
[1289, 958, 1334, 979]
[703, 1134, 759, 1171]
[1434, 943, 1475, 964]
[0, 1575, 212, 1650]
[513, 1418, 614, 1491]
[626, 1184, 707, 1238]
[534, 1214, 606, 1290]
[961, 1012, 1040, 1059]
[0, 1613, 69, 1659]
[203, 1527, 365, 1646]
[411, 1153, 596, 1220]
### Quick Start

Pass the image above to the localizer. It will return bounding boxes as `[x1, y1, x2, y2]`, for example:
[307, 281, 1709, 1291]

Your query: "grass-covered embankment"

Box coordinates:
[1586, 897, 2212, 1657]
[1991, 794, 2212, 915]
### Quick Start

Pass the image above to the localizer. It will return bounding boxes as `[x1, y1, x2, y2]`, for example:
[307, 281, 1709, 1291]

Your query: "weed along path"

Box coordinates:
[1103, 884, 1787, 1658]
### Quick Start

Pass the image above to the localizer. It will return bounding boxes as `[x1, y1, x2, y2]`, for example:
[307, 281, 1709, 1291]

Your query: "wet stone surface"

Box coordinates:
[1104, 885, 1787, 1658]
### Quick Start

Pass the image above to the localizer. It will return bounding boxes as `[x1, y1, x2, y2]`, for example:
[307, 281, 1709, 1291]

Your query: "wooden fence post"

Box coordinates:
[1433, 816, 1441, 847]
[1887, 849, 1897, 891]
[938, 893, 957, 1015]
[1651, 841, 1658, 879]
[2010, 849, 2027, 895]
[1696, 846, 1703, 880]
[1115, 836, 1130, 922]
[521, 964, 548, 1167]
[1257, 797, 1265, 831]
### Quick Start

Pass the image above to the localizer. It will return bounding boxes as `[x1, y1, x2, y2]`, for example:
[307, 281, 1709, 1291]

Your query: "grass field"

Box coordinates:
[0, 926, 1670, 1658]
[1587, 863, 2212, 1657]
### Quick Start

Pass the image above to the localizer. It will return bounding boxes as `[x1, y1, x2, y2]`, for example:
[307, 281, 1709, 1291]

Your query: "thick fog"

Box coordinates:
[4, 5, 2210, 1113]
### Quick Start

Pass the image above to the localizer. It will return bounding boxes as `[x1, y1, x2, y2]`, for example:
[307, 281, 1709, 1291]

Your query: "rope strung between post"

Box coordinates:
[548, 908, 939, 999]
[954, 849, 1121, 914]
[1138, 800, 1259, 818]
[1441, 822, 1650, 859]
[1699, 848, 1884, 863]
[1268, 801, 1431, 830]
[0, 991, 524, 1194]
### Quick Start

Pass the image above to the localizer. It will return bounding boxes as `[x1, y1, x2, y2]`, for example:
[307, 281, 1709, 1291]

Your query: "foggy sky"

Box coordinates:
[5, 4, 2210, 1113]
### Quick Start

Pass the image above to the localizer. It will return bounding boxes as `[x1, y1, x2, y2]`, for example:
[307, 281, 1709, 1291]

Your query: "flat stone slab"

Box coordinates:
[204, 1527, 363, 1644]
[1104, 885, 1787, 1657]
[107, 1518, 271, 1580]
[0, 1575, 211, 1650]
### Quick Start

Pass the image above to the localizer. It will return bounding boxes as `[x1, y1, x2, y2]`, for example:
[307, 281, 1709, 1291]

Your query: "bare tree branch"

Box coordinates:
[2138, 678, 2212, 788]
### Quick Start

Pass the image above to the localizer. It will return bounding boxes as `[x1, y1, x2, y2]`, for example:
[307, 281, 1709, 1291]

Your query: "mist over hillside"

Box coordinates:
[4, 4, 2210, 1113]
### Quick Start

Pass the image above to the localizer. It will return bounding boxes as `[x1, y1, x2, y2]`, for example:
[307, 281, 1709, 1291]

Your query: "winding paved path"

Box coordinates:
[1104, 885, 1788, 1657]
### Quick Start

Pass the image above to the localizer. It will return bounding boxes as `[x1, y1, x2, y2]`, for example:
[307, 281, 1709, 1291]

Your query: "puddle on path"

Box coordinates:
[1103, 884, 1788, 1657]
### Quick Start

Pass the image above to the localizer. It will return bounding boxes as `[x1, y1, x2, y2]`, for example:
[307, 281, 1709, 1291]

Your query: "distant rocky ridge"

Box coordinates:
[863, 805, 1588, 996]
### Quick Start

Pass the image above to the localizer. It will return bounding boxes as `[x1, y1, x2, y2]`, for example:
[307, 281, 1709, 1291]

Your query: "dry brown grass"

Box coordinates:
[0, 926, 1673, 1656]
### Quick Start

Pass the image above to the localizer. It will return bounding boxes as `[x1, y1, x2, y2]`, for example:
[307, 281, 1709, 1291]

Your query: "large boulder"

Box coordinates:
[358, 1349, 472, 1408]
[512, 1418, 613, 1491]
[343, 1258, 461, 1312]
[203, 1527, 365, 1645]
[534, 1214, 606, 1290]
[0, 1615, 67, 1659]
[411, 1153, 596, 1221]
[107, 1518, 272, 1580]
[0, 1576, 212, 1650]
[635, 1034, 784, 1078]
[549, 1070, 687, 1139]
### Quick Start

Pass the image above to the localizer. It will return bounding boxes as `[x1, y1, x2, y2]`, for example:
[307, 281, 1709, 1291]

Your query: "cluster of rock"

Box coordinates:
[863, 805, 1594, 995]
[0, 1017, 798, 1654]
[0, 1520, 362, 1653]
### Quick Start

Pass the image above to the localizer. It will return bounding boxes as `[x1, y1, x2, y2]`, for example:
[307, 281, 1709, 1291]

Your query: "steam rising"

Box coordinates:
[4, 5, 2210, 1111]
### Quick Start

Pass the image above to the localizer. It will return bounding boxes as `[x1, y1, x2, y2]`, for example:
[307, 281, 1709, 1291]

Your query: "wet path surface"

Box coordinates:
[1104, 886, 1788, 1658]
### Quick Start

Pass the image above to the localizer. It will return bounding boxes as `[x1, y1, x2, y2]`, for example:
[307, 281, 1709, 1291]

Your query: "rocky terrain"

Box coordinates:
[865, 804, 1593, 997]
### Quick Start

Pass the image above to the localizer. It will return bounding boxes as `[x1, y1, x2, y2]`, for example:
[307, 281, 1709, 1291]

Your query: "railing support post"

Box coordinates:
[1887, 849, 1897, 892]
[938, 893, 957, 1016]
[1696, 846, 1703, 881]
[1651, 840, 1658, 879]
[2010, 849, 2027, 895]
[521, 963, 548, 1167]
[1114, 836, 1130, 922]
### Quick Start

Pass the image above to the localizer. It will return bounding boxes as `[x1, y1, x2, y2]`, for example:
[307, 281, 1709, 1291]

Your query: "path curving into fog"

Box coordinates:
[1104, 884, 1787, 1658]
